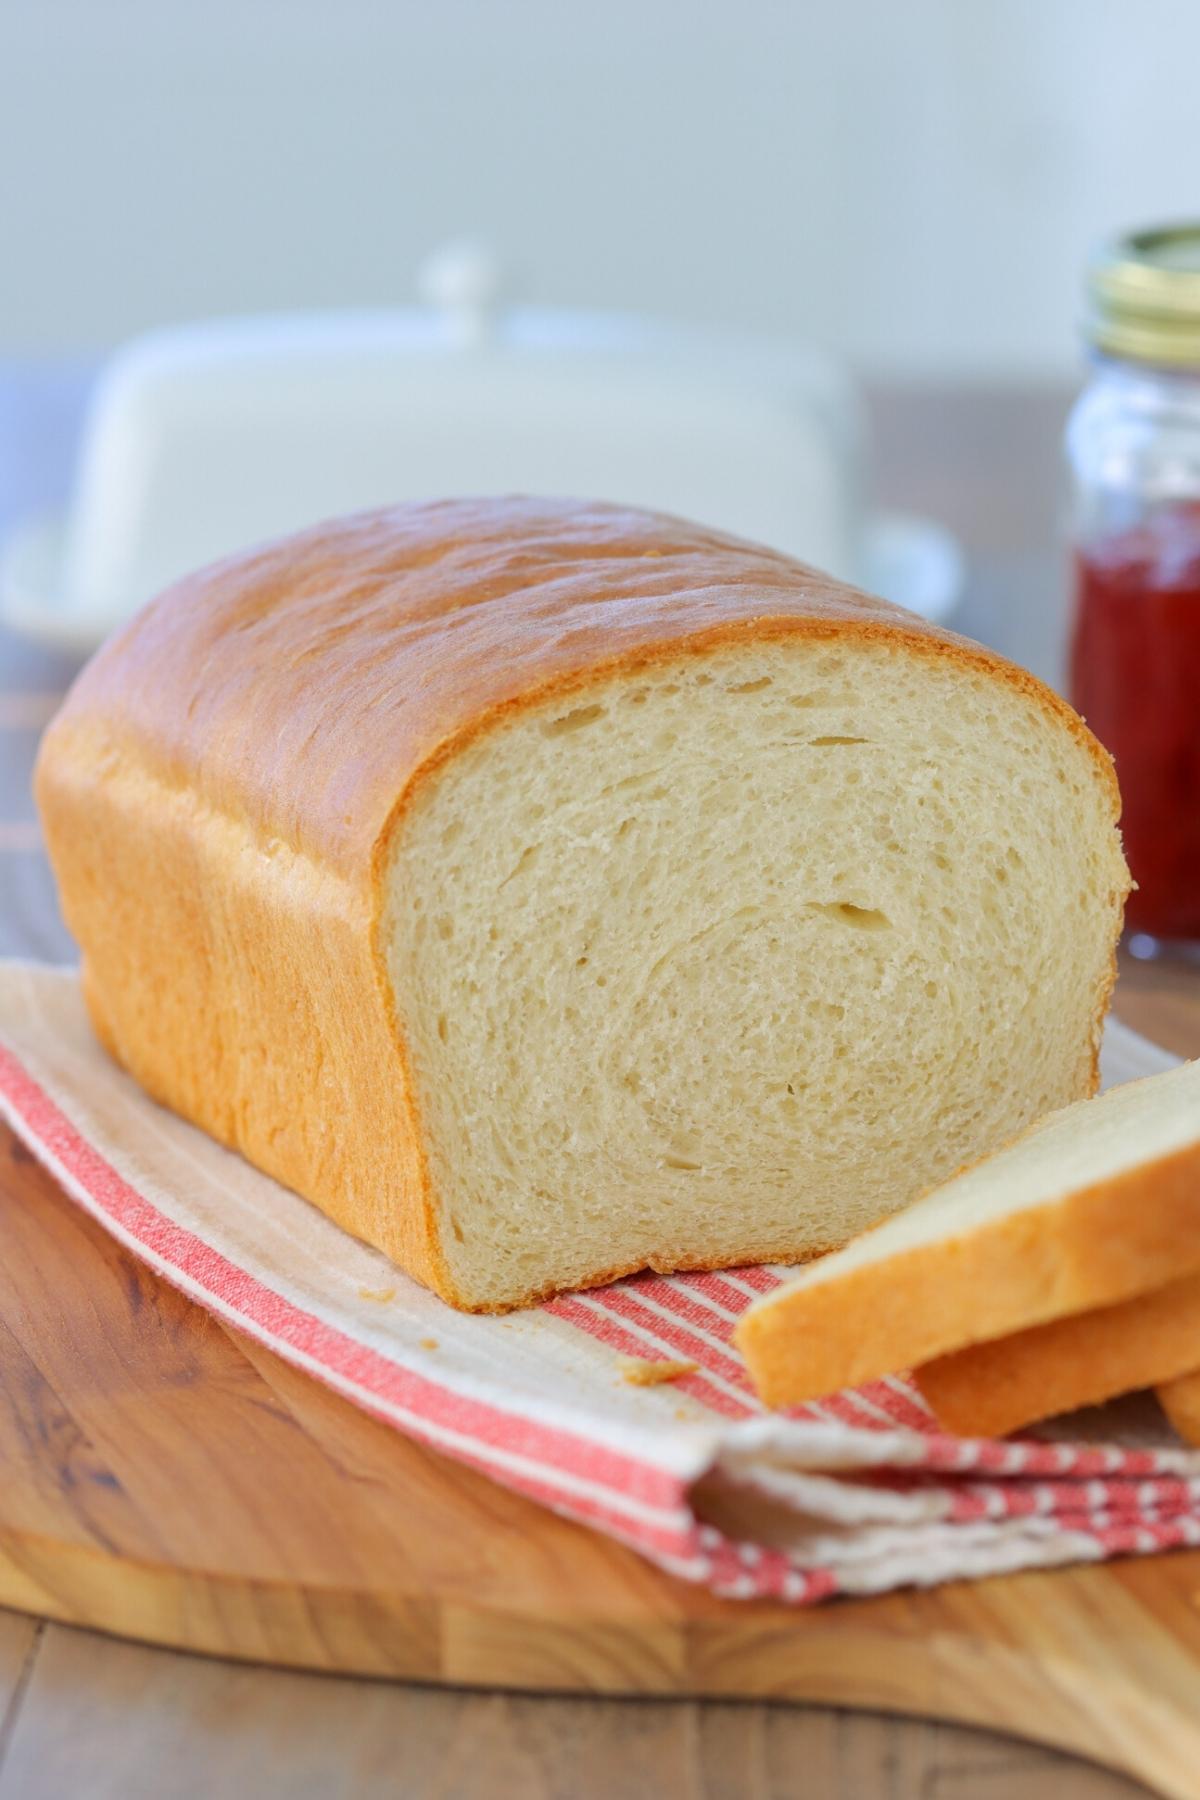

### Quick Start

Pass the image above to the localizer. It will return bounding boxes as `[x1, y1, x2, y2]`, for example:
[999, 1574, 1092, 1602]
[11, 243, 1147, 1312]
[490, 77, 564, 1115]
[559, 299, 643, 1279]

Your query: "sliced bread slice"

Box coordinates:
[736, 1058, 1200, 1408]
[1157, 1369, 1200, 1446]
[913, 1270, 1200, 1437]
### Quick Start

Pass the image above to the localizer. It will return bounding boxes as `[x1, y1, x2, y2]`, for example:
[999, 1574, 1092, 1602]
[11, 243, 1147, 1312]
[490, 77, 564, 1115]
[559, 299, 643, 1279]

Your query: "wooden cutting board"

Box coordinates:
[3, 979, 1200, 1800]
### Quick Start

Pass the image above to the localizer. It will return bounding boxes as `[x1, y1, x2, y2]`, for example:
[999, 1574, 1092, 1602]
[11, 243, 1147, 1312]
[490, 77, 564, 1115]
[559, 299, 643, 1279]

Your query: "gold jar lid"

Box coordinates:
[1087, 223, 1200, 366]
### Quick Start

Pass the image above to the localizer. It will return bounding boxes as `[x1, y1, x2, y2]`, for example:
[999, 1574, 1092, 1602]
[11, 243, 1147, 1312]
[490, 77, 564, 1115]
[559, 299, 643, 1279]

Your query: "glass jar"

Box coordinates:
[1066, 224, 1200, 955]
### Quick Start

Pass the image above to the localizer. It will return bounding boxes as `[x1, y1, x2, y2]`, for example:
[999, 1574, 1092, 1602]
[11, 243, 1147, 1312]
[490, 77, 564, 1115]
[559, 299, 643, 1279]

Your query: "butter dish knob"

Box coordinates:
[417, 240, 504, 346]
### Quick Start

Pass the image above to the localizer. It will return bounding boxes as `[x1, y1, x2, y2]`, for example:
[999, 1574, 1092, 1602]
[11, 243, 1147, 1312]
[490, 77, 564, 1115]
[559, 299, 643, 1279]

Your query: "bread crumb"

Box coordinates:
[358, 1285, 397, 1303]
[620, 1356, 698, 1387]
[420, 1336, 439, 1351]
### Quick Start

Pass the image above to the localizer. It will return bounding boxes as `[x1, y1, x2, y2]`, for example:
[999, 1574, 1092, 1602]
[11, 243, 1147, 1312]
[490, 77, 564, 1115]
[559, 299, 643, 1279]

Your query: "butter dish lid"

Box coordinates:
[1, 246, 960, 652]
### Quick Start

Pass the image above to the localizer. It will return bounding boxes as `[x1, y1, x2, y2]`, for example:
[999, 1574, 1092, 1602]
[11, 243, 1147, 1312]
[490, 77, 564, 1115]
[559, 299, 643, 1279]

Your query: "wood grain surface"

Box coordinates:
[1, 373, 1195, 1800]
[0, 1630, 1153, 1800]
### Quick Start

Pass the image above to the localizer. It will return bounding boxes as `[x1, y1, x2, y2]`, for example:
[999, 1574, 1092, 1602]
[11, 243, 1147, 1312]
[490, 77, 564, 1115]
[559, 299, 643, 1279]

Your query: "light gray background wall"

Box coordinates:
[1, 0, 1196, 372]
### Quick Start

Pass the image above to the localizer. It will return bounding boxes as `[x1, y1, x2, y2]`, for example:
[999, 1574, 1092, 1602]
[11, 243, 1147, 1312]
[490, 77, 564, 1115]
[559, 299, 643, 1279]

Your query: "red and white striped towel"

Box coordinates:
[2, 959, 1197, 1605]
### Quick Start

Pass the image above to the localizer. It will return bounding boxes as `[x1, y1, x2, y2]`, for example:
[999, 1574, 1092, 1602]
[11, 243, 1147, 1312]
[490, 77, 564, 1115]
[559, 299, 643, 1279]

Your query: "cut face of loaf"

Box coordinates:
[388, 639, 1123, 1307]
[34, 499, 1129, 1312]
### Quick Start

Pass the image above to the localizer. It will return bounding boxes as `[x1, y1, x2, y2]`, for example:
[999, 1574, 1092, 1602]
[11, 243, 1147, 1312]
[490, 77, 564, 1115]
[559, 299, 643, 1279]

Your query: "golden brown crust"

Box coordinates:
[914, 1269, 1200, 1438]
[736, 1139, 1200, 1409]
[44, 497, 1120, 880]
[1156, 1368, 1200, 1445]
[34, 497, 1126, 1311]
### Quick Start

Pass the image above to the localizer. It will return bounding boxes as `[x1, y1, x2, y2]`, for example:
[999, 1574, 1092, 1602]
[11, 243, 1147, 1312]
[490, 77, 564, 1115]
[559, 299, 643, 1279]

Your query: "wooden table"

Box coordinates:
[0, 369, 1196, 1799]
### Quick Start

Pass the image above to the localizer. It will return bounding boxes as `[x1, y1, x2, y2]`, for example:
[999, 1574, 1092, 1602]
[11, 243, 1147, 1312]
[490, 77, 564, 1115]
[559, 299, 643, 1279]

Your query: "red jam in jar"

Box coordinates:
[1067, 223, 1200, 949]
[1070, 505, 1200, 941]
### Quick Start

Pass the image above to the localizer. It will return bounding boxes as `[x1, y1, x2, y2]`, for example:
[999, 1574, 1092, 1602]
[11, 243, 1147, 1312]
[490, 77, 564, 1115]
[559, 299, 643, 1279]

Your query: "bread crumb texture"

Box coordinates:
[389, 638, 1126, 1308]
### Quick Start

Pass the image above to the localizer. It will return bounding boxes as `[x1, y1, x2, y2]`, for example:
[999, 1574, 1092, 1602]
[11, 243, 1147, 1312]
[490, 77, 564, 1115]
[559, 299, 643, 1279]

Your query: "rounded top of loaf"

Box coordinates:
[38, 496, 1116, 880]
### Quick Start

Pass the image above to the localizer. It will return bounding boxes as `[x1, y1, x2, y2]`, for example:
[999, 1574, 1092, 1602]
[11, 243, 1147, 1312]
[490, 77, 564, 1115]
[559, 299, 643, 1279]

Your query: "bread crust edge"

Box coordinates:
[914, 1266, 1200, 1437]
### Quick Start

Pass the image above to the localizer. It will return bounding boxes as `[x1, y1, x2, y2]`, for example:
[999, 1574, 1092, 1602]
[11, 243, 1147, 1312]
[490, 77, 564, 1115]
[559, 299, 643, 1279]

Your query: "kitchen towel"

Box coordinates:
[2, 958, 1197, 1606]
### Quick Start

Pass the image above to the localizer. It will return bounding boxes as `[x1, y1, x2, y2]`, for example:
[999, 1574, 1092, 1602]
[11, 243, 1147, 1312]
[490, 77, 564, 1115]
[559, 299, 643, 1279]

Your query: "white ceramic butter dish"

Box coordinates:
[1, 247, 961, 654]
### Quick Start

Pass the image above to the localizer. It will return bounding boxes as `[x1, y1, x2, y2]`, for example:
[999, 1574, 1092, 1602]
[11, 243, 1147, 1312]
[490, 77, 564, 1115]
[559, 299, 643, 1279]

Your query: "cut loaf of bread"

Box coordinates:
[914, 1270, 1200, 1437]
[1157, 1370, 1200, 1446]
[36, 498, 1129, 1311]
[737, 1059, 1200, 1407]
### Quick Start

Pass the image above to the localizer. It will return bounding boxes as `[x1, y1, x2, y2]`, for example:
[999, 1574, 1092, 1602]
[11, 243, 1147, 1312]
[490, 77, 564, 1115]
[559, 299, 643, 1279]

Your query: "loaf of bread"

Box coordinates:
[36, 497, 1129, 1311]
[915, 1270, 1200, 1437]
[737, 1059, 1200, 1406]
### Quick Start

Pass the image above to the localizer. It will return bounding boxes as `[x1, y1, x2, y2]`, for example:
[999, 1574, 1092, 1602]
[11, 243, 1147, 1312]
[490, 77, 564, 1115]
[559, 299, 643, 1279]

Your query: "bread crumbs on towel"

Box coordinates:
[619, 1356, 698, 1387]
[420, 1336, 439, 1350]
[358, 1285, 397, 1303]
